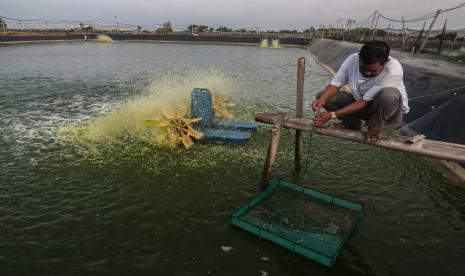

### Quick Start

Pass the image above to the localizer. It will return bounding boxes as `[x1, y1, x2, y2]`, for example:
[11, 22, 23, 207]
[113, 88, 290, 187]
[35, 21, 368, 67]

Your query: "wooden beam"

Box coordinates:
[255, 112, 465, 164]
[256, 112, 312, 130]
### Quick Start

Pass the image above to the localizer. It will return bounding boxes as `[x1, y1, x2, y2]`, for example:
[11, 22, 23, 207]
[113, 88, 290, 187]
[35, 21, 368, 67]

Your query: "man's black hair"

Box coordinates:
[359, 41, 390, 65]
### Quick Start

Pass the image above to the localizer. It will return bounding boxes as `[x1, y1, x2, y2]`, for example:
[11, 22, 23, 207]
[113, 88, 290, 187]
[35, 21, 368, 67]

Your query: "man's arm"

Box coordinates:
[312, 54, 354, 111]
[313, 99, 368, 127]
[311, 84, 339, 111]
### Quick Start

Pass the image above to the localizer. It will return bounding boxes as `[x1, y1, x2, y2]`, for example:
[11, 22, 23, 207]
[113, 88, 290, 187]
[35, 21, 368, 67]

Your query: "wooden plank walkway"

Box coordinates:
[255, 112, 465, 164]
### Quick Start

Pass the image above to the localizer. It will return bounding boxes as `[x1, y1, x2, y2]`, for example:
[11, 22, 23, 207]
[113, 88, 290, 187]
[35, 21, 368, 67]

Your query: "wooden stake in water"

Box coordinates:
[295, 57, 305, 172]
[260, 113, 285, 190]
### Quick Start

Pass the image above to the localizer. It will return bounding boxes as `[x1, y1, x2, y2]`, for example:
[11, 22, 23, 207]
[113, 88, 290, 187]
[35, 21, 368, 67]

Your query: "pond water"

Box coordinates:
[1, 41, 464, 275]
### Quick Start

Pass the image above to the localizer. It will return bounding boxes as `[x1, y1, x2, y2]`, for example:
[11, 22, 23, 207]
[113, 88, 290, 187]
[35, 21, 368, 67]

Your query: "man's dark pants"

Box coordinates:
[316, 87, 404, 130]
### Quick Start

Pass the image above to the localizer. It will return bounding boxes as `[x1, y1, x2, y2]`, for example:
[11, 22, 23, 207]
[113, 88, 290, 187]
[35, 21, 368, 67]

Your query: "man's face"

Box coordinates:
[359, 60, 384, 78]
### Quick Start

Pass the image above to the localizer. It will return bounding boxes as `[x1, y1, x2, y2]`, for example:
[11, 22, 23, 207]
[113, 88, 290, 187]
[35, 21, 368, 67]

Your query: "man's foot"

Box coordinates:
[365, 129, 381, 142]
[333, 121, 362, 130]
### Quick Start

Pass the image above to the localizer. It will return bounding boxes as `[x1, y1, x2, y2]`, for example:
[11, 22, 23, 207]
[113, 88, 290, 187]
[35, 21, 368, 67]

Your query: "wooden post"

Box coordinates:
[438, 18, 447, 54]
[1, 20, 5, 34]
[346, 19, 352, 40]
[419, 9, 441, 53]
[370, 13, 380, 41]
[260, 113, 285, 190]
[339, 20, 344, 41]
[356, 27, 361, 42]
[363, 11, 377, 42]
[384, 24, 391, 41]
[401, 17, 406, 49]
[344, 19, 351, 40]
[360, 28, 366, 42]
[413, 21, 427, 53]
[295, 58, 305, 173]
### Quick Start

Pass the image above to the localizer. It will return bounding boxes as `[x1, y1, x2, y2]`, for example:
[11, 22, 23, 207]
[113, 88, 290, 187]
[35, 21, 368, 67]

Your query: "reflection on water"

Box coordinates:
[0, 42, 464, 275]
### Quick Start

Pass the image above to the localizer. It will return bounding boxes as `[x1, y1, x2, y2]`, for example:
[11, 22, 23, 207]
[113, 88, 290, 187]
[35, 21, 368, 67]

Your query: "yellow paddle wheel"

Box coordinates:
[145, 106, 203, 149]
[212, 93, 235, 119]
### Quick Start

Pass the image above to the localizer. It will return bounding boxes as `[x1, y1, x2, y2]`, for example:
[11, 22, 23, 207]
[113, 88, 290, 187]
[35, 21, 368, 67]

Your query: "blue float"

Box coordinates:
[190, 88, 257, 144]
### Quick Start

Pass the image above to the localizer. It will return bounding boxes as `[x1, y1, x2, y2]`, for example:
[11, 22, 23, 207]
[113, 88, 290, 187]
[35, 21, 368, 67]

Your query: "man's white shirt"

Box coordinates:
[330, 53, 409, 113]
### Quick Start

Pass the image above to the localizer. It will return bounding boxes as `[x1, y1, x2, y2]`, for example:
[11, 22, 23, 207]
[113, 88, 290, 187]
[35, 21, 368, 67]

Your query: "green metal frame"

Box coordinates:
[230, 179, 364, 267]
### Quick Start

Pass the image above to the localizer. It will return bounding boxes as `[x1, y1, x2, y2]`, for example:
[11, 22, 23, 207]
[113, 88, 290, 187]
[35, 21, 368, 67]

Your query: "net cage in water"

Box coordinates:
[230, 180, 364, 267]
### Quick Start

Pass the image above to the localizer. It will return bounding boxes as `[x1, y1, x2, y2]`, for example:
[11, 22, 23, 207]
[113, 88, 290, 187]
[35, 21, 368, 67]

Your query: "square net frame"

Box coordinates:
[230, 179, 364, 267]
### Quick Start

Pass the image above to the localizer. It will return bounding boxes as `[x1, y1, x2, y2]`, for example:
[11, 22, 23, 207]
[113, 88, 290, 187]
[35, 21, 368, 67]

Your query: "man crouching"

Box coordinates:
[311, 41, 409, 142]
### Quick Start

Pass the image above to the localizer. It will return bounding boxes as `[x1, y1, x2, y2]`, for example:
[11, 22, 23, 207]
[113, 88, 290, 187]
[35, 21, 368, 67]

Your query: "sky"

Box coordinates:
[2, 0, 465, 31]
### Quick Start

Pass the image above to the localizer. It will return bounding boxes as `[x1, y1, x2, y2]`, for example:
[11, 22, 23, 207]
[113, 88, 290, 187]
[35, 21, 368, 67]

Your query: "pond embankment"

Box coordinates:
[0, 33, 89, 43]
[0, 33, 310, 46]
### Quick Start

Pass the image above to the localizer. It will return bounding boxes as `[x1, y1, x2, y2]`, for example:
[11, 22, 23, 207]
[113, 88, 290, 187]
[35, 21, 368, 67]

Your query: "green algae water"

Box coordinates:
[1, 41, 465, 275]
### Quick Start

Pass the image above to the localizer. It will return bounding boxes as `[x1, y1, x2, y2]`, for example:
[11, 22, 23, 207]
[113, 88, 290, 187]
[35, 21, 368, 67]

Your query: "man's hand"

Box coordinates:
[313, 112, 332, 127]
[365, 129, 381, 142]
[311, 99, 326, 111]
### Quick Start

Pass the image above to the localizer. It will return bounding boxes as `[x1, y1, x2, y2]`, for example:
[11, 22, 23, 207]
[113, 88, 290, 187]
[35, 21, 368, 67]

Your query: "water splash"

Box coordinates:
[58, 70, 237, 148]
[271, 39, 281, 49]
[96, 34, 114, 43]
[260, 38, 269, 48]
